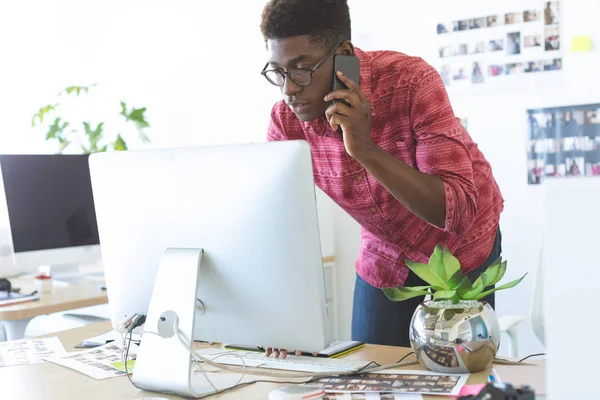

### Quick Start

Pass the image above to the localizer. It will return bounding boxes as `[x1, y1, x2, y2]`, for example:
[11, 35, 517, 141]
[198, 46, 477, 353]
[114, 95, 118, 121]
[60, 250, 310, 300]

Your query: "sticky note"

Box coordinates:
[458, 384, 486, 397]
[570, 36, 592, 52]
[110, 359, 135, 373]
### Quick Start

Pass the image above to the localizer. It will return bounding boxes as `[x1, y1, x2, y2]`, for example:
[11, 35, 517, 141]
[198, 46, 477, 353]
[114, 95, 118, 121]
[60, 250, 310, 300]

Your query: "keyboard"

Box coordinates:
[195, 348, 373, 373]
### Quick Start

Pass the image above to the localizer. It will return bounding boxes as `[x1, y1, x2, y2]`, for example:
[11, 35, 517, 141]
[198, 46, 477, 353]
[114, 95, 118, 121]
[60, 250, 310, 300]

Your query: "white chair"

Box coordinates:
[497, 238, 545, 357]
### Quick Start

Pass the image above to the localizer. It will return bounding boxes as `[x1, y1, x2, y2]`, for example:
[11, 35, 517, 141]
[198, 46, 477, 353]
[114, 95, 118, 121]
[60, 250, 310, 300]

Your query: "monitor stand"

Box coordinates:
[133, 248, 219, 398]
[39, 263, 80, 278]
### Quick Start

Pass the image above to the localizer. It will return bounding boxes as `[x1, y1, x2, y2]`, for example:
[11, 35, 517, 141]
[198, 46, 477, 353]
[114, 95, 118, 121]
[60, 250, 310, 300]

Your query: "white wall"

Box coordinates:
[2, 0, 598, 357]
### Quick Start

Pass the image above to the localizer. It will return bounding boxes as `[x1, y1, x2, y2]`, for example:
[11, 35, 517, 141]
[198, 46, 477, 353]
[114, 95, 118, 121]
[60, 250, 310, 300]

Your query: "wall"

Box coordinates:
[338, 0, 600, 357]
[1, 0, 598, 357]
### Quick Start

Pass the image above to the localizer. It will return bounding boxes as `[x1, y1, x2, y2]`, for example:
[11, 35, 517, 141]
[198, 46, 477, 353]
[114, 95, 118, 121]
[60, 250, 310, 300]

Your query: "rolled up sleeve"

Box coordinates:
[408, 63, 478, 235]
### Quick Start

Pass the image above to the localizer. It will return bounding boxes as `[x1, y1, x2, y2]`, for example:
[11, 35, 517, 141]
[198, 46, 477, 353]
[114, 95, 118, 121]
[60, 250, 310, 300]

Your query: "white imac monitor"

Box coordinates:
[88, 141, 331, 352]
[0, 155, 102, 276]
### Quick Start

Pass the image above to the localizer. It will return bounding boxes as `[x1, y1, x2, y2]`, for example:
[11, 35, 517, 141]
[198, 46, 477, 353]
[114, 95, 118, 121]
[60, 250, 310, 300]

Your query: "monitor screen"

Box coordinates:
[0, 154, 100, 253]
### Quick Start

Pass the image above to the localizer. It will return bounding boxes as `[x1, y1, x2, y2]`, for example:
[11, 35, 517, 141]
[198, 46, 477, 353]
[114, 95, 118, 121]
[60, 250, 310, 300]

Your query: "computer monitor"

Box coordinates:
[88, 141, 331, 353]
[0, 154, 101, 275]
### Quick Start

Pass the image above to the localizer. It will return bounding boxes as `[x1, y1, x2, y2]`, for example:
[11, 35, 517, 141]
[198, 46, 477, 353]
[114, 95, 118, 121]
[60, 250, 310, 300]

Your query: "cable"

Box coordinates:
[396, 351, 415, 364]
[518, 352, 546, 363]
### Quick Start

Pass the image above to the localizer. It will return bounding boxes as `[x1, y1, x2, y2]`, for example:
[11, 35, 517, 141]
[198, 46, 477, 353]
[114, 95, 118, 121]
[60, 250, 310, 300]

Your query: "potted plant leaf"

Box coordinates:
[382, 245, 526, 373]
[31, 84, 150, 154]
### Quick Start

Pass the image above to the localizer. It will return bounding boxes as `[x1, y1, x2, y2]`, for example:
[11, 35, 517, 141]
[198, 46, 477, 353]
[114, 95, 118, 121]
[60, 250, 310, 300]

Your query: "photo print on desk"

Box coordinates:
[526, 103, 600, 184]
[435, 0, 562, 87]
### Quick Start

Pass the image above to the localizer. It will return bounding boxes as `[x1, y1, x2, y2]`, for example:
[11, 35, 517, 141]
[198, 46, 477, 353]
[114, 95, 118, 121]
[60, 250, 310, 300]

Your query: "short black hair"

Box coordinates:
[260, 0, 351, 48]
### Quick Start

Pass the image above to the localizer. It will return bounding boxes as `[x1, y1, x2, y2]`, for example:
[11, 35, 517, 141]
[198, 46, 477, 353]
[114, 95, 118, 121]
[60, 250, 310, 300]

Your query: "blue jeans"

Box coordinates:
[351, 229, 502, 347]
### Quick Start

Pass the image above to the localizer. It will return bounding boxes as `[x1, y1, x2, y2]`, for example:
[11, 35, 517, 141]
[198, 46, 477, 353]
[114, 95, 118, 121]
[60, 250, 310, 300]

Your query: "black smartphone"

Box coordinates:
[332, 54, 360, 95]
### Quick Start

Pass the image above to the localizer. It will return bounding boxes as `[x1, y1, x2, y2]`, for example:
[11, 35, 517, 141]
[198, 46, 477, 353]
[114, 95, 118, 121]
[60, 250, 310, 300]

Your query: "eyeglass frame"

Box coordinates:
[261, 41, 343, 87]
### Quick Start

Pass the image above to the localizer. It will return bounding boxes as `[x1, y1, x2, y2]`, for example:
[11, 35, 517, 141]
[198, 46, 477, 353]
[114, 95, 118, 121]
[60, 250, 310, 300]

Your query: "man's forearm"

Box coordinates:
[355, 144, 446, 228]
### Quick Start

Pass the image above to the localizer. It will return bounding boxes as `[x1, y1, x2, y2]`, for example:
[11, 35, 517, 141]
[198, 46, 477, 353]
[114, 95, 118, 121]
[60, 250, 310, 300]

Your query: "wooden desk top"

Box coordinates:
[0, 277, 107, 320]
[0, 321, 546, 400]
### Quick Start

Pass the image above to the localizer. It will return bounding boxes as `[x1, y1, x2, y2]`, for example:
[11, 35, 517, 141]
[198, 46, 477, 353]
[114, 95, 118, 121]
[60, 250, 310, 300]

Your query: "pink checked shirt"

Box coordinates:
[267, 48, 504, 288]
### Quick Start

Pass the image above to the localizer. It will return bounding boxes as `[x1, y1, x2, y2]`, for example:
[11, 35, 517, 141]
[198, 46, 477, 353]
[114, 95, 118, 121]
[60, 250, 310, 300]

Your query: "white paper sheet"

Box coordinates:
[0, 337, 66, 367]
[45, 342, 138, 380]
[81, 330, 141, 346]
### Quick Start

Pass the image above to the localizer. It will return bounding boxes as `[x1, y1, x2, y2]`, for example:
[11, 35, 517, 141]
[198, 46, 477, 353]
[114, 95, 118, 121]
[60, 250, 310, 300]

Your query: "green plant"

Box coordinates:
[382, 245, 526, 304]
[32, 84, 150, 154]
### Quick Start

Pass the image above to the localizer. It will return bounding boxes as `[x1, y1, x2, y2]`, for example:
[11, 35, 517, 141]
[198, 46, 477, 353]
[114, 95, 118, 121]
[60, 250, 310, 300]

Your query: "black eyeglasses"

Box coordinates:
[261, 41, 342, 87]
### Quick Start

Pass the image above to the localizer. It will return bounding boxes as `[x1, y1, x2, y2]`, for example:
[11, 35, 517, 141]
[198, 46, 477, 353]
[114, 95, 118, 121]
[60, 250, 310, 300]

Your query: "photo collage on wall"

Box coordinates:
[526, 103, 600, 185]
[436, 1, 561, 86]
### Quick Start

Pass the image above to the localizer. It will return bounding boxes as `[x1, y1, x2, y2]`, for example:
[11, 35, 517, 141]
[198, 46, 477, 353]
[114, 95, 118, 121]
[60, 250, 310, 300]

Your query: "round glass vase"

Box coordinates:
[409, 300, 500, 373]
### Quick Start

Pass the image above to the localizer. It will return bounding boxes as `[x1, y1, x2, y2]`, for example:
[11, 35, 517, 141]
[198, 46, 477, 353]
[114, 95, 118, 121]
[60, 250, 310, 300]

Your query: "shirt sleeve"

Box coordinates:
[408, 62, 478, 235]
[267, 104, 286, 142]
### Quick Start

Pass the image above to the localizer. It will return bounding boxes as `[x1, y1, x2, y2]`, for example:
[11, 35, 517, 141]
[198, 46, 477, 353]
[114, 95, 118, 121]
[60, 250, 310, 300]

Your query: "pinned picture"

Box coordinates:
[486, 15, 503, 27]
[544, 1, 560, 25]
[471, 62, 485, 84]
[543, 58, 562, 71]
[489, 39, 504, 52]
[505, 12, 523, 25]
[439, 65, 452, 86]
[524, 10, 540, 22]
[456, 44, 468, 56]
[506, 63, 524, 75]
[525, 61, 543, 73]
[469, 17, 485, 29]
[507, 32, 521, 55]
[488, 64, 505, 77]
[545, 26, 560, 51]
[524, 35, 542, 48]
[437, 22, 451, 34]
[453, 66, 469, 81]
[439, 45, 454, 58]
[454, 20, 469, 31]
[469, 42, 486, 54]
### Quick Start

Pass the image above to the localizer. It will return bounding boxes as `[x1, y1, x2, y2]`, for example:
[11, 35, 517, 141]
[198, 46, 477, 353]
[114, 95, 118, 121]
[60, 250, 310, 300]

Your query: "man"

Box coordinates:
[260, 0, 504, 355]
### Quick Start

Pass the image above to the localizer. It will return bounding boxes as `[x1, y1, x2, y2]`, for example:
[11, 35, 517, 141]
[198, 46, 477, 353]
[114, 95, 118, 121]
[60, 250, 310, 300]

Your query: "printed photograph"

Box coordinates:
[486, 15, 503, 27]
[439, 65, 452, 86]
[453, 66, 468, 81]
[437, 22, 451, 34]
[454, 20, 469, 31]
[524, 9, 540, 22]
[438, 45, 454, 58]
[524, 35, 542, 48]
[469, 17, 485, 29]
[506, 62, 524, 75]
[505, 12, 523, 25]
[507, 32, 521, 55]
[489, 39, 504, 52]
[488, 64, 505, 77]
[525, 61, 543, 73]
[472, 62, 485, 84]
[545, 26, 560, 51]
[469, 41, 486, 54]
[545, 1, 560, 25]
[584, 109, 600, 124]
[566, 157, 585, 176]
[543, 58, 562, 71]
[456, 44, 468, 56]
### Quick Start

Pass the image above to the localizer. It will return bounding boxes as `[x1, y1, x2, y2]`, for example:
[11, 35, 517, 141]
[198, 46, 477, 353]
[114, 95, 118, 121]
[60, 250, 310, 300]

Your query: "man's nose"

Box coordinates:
[282, 76, 302, 98]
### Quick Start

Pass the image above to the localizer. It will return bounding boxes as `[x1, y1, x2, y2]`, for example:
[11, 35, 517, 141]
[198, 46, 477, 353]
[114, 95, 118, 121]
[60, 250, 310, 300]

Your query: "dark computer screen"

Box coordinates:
[0, 154, 100, 252]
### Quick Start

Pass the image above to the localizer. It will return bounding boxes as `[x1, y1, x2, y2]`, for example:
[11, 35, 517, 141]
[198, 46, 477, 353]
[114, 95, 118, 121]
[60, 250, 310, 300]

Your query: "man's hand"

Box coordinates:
[264, 347, 319, 359]
[324, 71, 375, 161]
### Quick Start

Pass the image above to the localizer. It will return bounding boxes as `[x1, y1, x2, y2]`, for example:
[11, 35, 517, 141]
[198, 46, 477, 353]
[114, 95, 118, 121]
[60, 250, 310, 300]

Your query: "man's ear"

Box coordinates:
[340, 40, 355, 56]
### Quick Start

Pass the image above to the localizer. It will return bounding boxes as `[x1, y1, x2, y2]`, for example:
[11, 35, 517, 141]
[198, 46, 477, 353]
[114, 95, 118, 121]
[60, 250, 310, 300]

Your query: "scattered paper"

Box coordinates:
[313, 369, 468, 397]
[0, 337, 66, 367]
[46, 342, 138, 380]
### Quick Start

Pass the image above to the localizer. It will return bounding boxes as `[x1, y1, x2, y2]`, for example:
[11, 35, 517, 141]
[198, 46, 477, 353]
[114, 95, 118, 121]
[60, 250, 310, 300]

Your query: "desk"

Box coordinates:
[0, 276, 107, 341]
[0, 321, 546, 400]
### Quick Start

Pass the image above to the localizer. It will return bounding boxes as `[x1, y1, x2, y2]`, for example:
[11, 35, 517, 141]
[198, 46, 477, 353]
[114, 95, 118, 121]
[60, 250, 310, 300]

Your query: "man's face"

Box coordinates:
[265, 36, 337, 121]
